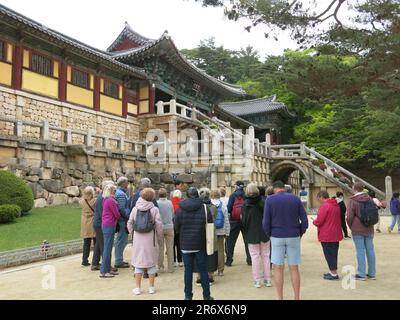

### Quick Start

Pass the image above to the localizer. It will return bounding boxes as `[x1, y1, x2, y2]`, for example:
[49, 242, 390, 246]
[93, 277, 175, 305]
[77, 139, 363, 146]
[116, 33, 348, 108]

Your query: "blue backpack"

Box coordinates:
[215, 201, 224, 229]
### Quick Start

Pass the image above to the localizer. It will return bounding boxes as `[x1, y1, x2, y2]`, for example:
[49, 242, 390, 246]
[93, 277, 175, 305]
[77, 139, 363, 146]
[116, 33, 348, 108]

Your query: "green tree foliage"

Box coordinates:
[187, 0, 400, 169]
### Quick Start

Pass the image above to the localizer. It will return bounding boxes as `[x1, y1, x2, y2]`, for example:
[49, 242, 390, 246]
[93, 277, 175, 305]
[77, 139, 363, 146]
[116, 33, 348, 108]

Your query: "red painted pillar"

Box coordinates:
[58, 61, 67, 101]
[122, 87, 128, 118]
[12, 45, 23, 90]
[149, 84, 155, 114]
[94, 75, 100, 111]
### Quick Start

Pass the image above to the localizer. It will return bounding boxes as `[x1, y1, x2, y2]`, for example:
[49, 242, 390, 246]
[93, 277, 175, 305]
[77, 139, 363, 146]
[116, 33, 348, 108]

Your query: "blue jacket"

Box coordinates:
[227, 188, 245, 215]
[263, 191, 308, 238]
[93, 193, 103, 230]
[115, 187, 130, 220]
[174, 197, 213, 251]
[390, 198, 400, 215]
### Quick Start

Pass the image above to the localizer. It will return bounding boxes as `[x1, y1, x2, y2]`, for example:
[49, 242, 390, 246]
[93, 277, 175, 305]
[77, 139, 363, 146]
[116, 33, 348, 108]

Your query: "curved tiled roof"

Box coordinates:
[0, 4, 146, 78]
[107, 23, 153, 51]
[219, 96, 295, 118]
[111, 32, 246, 97]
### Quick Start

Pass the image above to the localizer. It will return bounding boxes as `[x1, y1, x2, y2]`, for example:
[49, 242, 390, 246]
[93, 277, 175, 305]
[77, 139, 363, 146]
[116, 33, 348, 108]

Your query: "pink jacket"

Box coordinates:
[313, 199, 343, 242]
[102, 197, 120, 227]
[128, 197, 163, 268]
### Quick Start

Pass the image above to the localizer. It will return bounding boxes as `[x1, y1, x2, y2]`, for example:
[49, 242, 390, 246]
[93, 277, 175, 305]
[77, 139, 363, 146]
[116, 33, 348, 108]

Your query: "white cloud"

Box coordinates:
[1, 0, 298, 57]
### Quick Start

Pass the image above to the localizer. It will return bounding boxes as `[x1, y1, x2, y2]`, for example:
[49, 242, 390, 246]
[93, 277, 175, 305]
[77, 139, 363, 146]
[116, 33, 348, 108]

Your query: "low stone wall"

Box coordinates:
[0, 86, 140, 143]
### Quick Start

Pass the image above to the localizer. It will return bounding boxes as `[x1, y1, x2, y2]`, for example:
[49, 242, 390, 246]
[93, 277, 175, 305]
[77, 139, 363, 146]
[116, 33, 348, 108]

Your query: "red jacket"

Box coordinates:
[171, 196, 181, 214]
[313, 199, 343, 242]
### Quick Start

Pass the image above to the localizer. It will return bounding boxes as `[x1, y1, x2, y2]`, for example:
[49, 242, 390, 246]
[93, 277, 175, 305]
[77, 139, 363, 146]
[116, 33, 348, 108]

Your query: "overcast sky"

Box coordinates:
[1, 0, 298, 58]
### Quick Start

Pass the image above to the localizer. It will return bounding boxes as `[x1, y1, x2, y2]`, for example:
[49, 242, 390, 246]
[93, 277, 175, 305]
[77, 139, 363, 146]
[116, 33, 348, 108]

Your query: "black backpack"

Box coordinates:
[358, 199, 379, 227]
[133, 210, 155, 233]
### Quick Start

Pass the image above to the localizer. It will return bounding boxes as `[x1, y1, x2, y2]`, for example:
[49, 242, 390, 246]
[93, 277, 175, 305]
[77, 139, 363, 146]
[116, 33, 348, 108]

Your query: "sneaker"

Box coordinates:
[204, 296, 214, 300]
[149, 287, 156, 294]
[132, 288, 141, 295]
[225, 261, 232, 267]
[174, 262, 179, 268]
[217, 271, 224, 277]
[184, 296, 193, 300]
[196, 279, 201, 286]
[111, 267, 118, 273]
[209, 278, 215, 286]
[344, 236, 352, 239]
[376, 229, 381, 233]
[82, 262, 90, 267]
[355, 274, 366, 281]
[264, 280, 272, 287]
[324, 273, 339, 280]
[115, 262, 130, 268]
[178, 262, 184, 267]
[367, 275, 376, 280]
[254, 281, 261, 288]
[91, 265, 100, 271]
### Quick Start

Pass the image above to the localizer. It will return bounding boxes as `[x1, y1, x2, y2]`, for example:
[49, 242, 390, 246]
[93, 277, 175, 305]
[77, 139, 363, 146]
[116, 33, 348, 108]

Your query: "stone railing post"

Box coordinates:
[300, 141, 306, 157]
[14, 121, 23, 137]
[156, 101, 164, 115]
[103, 137, 109, 150]
[41, 121, 49, 140]
[118, 137, 125, 151]
[385, 176, 392, 214]
[181, 105, 187, 117]
[170, 99, 177, 115]
[64, 129, 72, 144]
[265, 133, 271, 145]
[85, 129, 93, 147]
[192, 107, 197, 120]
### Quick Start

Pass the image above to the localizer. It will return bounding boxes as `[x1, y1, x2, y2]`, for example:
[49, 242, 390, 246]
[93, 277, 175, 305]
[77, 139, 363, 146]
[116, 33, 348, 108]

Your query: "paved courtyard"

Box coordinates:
[1, 216, 399, 300]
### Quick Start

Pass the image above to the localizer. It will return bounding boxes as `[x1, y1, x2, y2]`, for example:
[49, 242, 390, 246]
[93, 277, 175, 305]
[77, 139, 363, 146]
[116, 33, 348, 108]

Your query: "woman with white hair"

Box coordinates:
[171, 189, 183, 267]
[79, 186, 97, 267]
[242, 183, 272, 288]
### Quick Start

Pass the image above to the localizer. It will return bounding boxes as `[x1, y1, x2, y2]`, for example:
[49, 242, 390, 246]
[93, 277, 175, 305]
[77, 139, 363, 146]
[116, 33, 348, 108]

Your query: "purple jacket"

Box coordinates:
[102, 197, 121, 228]
[390, 198, 400, 215]
[263, 191, 308, 238]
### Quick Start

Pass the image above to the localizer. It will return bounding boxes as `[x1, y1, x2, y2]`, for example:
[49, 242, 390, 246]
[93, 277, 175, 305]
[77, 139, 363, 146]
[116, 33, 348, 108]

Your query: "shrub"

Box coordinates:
[0, 204, 22, 223]
[0, 171, 34, 213]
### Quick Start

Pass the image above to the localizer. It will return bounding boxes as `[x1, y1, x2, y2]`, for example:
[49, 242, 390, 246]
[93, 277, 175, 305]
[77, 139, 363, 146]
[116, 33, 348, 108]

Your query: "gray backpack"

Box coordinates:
[133, 210, 155, 233]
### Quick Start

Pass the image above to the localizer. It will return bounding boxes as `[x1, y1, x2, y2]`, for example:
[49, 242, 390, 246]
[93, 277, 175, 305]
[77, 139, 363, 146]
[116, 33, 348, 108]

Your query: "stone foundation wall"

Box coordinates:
[0, 87, 140, 143]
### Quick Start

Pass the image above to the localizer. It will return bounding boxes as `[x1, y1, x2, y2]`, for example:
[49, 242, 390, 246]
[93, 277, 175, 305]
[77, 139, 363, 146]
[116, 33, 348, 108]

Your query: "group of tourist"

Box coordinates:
[78, 175, 399, 300]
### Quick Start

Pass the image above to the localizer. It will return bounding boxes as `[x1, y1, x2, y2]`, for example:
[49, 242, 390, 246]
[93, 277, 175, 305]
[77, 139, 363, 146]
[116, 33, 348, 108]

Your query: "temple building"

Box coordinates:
[217, 96, 295, 144]
[0, 3, 291, 143]
[0, 4, 384, 210]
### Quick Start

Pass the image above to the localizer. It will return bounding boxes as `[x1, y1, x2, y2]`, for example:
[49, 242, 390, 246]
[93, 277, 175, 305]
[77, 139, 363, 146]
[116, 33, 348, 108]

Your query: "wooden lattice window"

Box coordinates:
[104, 80, 119, 99]
[31, 53, 52, 76]
[71, 69, 89, 89]
[0, 41, 5, 62]
[128, 93, 137, 104]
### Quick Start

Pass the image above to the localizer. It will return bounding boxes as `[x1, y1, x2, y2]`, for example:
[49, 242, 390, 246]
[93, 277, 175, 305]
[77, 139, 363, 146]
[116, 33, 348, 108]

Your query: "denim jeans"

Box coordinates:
[352, 235, 376, 277]
[225, 220, 251, 264]
[114, 219, 128, 266]
[100, 226, 116, 274]
[182, 250, 211, 300]
[389, 215, 400, 231]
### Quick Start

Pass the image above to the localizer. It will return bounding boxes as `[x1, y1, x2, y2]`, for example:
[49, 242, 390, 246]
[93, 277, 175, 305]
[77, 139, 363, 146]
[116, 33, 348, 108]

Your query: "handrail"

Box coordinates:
[305, 146, 385, 197]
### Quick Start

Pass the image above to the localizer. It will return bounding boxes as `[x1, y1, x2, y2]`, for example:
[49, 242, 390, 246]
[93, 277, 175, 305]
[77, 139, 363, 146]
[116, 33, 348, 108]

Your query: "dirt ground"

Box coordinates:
[1, 216, 399, 300]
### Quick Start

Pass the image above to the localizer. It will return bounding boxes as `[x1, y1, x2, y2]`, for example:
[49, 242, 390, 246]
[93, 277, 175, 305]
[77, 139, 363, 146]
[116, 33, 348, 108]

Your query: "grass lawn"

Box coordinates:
[0, 206, 81, 252]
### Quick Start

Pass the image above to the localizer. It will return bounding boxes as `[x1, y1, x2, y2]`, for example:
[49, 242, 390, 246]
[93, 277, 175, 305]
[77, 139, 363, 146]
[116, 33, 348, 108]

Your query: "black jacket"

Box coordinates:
[241, 195, 269, 244]
[174, 197, 213, 251]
